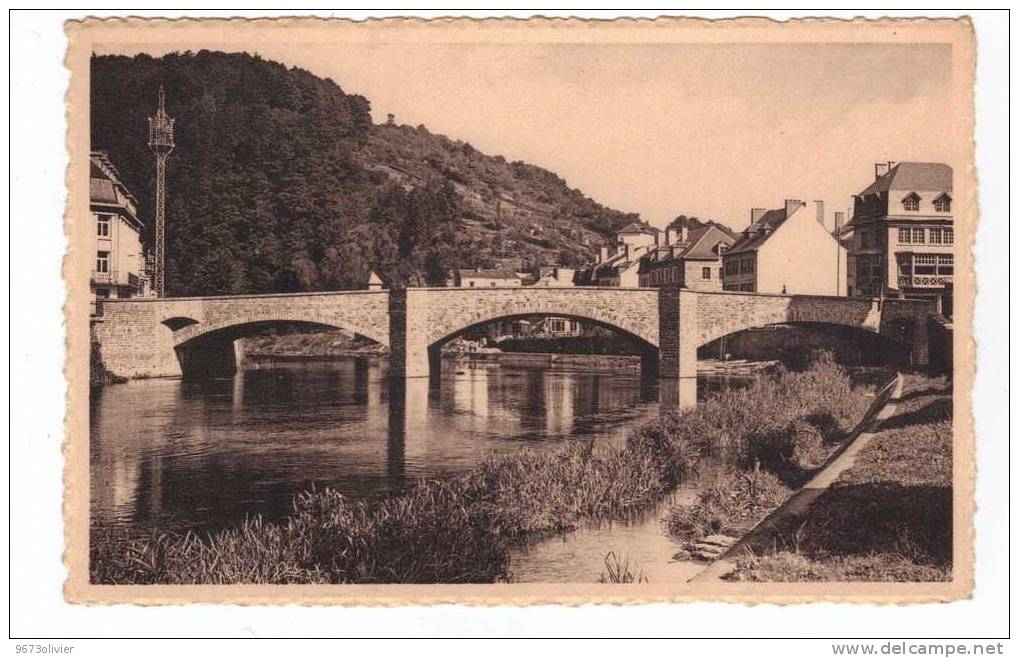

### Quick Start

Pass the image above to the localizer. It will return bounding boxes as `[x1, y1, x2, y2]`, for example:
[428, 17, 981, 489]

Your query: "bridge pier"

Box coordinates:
[387, 289, 433, 379]
[657, 288, 699, 410]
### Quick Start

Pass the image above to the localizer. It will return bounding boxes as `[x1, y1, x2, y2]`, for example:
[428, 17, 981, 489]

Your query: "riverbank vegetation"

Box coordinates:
[90, 352, 877, 584]
[727, 373, 952, 582]
[665, 353, 883, 555]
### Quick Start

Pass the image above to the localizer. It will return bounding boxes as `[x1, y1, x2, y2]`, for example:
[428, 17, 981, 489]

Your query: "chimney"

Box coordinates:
[875, 161, 895, 179]
[814, 200, 829, 231]
[751, 208, 767, 224]
[784, 199, 803, 218]
[665, 226, 675, 246]
[834, 211, 846, 231]
[599, 246, 608, 263]
[678, 225, 689, 243]
[623, 243, 631, 262]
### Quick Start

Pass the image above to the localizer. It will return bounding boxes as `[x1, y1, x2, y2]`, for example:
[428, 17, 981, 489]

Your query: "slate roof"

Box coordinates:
[858, 162, 953, 197]
[617, 222, 659, 236]
[639, 226, 735, 272]
[90, 177, 120, 205]
[725, 205, 798, 255]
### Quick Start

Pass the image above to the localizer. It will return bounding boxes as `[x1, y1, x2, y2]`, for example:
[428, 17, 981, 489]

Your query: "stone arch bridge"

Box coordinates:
[93, 287, 935, 407]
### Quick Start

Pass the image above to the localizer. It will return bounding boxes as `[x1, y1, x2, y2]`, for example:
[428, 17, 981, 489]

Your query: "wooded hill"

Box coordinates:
[90, 51, 640, 295]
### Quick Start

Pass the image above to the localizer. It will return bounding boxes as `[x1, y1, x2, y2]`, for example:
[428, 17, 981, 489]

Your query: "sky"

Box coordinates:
[100, 41, 956, 231]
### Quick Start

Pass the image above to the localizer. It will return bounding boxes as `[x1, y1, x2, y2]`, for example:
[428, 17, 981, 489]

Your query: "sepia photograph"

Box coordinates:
[53, 15, 982, 609]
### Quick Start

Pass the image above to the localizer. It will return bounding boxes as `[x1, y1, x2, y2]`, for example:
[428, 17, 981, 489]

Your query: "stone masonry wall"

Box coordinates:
[94, 287, 937, 380]
[97, 291, 390, 379]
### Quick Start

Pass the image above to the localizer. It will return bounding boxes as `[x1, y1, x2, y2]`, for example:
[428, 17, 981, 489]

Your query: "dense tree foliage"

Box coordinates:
[90, 51, 636, 295]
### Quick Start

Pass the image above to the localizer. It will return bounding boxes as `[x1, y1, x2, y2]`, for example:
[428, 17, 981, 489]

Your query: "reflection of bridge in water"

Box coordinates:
[89, 359, 669, 534]
[93, 287, 935, 410]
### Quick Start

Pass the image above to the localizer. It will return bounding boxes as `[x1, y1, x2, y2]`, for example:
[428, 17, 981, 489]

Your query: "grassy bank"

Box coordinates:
[90, 352, 875, 585]
[666, 354, 884, 554]
[728, 373, 952, 582]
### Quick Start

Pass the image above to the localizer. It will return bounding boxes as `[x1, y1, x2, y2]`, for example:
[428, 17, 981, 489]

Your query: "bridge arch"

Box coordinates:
[426, 309, 659, 352]
[170, 310, 390, 349]
[694, 294, 886, 347]
[414, 288, 660, 350]
[168, 310, 390, 379]
[395, 287, 661, 379]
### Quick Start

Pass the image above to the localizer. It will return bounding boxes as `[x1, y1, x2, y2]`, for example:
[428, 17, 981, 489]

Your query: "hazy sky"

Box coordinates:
[101, 42, 955, 230]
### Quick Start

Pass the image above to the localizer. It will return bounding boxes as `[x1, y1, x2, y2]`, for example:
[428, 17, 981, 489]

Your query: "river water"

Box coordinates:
[90, 357, 751, 582]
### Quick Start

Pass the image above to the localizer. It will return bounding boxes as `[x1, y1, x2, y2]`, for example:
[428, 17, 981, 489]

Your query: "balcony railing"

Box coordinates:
[898, 274, 953, 288]
[91, 270, 142, 291]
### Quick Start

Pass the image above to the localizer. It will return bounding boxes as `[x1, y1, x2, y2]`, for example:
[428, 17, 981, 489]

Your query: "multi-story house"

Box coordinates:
[582, 222, 659, 287]
[844, 162, 953, 315]
[637, 221, 735, 290]
[722, 199, 847, 295]
[90, 151, 150, 311]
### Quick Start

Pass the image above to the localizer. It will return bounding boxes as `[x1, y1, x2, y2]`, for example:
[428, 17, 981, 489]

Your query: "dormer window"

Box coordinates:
[902, 192, 921, 212]
[934, 194, 952, 213]
[717, 243, 728, 256]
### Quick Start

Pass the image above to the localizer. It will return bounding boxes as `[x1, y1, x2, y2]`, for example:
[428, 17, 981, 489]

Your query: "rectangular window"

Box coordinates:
[912, 227, 925, 243]
[701, 267, 711, 280]
[944, 228, 954, 244]
[903, 198, 919, 212]
[934, 198, 951, 213]
[96, 250, 110, 273]
[96, 214, 111, 238]
[937, 254, 954, 276]
[898, 227, 912, 244]
[929, 228, 942, 244]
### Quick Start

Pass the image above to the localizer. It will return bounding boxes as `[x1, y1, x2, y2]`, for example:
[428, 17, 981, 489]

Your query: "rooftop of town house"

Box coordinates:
[639, 225, 735, 271]
[90, 151, 140, 207]
[666, 216, 737, 240]
[857, 162, 953, 197]
[594, 247, 648, 277]
[616, 221, 660, 236]
[457, 268, 522, 280]
[725, 202, 804, 256]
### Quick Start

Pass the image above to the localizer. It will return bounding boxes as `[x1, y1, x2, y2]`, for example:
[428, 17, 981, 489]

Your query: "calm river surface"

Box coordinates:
[90, 357, 750, 581]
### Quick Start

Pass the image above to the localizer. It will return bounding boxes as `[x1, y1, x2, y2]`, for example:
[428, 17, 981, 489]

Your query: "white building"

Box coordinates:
[90, 152, 150, 311]
[584, 222, 660, 287]
[723, 199, 847, 296]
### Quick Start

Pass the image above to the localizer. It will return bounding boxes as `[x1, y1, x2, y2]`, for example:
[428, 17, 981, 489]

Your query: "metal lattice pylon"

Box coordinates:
[147, 85, 175, 297]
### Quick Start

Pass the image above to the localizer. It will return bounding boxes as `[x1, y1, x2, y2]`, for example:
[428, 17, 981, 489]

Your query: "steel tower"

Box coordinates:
[147, 85, 175, 297]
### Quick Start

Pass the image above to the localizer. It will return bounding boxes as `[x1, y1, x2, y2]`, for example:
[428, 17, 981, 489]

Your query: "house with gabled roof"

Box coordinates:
[722, 198, 847, 295]
[90, 151, 151, 311]
[577, 221, 659, 287]
[638, 221, 735, 290]
[844, 161, 953, 315]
